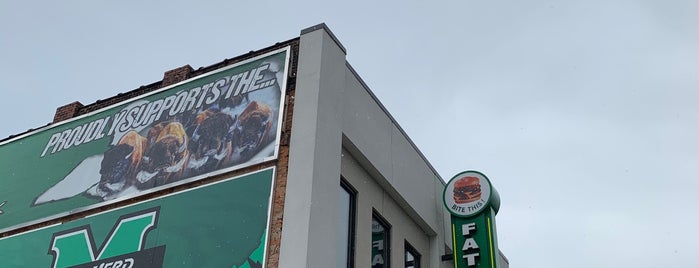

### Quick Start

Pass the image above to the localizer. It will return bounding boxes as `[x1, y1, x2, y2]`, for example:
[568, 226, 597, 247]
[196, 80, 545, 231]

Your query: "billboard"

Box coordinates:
[0, 47, 289, 232]
[0, 167, 275, 268]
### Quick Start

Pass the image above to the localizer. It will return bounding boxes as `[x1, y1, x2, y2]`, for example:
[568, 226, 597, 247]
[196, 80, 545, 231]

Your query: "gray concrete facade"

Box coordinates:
[280, 24, 455, 267]
[279, 24, 347, 268]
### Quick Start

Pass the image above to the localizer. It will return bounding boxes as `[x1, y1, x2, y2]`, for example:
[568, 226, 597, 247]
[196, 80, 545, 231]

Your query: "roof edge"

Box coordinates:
[345, 61, 445, 185]
[300, 23, 347, 54]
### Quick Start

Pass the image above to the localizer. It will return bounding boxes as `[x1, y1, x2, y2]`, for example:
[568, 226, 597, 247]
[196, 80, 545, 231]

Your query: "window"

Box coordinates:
[371, 212, 391, 268]
[404, 241, 421, 268]
[338, 179, 356, 268]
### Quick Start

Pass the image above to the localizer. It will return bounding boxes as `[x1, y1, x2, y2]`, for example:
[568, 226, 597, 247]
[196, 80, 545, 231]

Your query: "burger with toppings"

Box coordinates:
[453, 176, 482, 204]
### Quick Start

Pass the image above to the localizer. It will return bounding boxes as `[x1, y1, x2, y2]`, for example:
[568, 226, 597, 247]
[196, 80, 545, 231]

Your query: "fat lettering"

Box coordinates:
[461, 222, 480, 267]
[464, 253, 479, 266]
[463, 238, 479, 250]
[372, 240, 385, 266]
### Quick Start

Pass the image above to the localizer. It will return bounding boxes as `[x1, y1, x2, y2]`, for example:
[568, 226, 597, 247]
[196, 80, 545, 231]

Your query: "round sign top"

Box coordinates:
[443, 171, 493, 217]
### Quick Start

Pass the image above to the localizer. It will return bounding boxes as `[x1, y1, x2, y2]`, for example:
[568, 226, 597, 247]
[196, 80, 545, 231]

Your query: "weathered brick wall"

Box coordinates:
[162, 65, 193, 87]
[266, 89, 295, 268]
[52, 101, 83, 123]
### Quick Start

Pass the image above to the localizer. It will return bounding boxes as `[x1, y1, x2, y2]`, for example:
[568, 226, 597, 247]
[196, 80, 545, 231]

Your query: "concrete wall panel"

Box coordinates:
[279, 25, 346, 268]
[342, 72, 394, 181]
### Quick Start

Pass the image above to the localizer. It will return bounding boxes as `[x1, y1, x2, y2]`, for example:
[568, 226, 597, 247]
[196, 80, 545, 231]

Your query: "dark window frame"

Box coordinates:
[404, 240, 421, 268]
[340, 178, 357, 268]
[371, 210, 392, 268]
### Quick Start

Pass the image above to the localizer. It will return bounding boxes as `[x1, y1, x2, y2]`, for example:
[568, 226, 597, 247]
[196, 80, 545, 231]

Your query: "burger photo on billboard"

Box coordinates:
[453, 176, 482, 204]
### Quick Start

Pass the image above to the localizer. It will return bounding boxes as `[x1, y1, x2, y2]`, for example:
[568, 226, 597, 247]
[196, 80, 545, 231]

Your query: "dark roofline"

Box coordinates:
[76, 38, 299, 116]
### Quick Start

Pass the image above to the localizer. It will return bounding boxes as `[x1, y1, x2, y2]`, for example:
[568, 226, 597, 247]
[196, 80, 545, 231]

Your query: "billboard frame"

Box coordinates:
[0, 46, 290, 234]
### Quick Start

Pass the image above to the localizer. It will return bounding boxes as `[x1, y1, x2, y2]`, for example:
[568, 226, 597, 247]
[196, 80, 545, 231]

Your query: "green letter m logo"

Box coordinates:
[48, 207, 160, 268]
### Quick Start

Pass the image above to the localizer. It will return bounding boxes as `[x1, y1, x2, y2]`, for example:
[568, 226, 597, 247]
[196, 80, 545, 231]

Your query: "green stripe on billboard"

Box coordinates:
[0, 47, 289, 232]
[0, 168, 274, 268]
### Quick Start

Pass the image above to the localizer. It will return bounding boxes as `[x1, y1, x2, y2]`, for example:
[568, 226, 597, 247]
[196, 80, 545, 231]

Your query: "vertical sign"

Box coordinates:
[443, 171, 501, 268]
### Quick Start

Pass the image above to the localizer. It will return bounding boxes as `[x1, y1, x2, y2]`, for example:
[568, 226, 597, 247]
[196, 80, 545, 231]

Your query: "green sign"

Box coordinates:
[0, 168, 274, 267]
[443, 171, 501, 268]
[0, 47, 289, 232]
[450, 208, 499, 268]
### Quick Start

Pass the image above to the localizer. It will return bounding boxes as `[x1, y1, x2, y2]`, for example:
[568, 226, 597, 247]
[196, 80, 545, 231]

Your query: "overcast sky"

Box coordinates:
[2, 1, 698, 267]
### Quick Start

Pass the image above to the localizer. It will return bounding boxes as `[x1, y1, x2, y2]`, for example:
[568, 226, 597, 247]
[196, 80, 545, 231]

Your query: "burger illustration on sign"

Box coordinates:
[443, 171, 492, 217]
[453, 176, 481, 204]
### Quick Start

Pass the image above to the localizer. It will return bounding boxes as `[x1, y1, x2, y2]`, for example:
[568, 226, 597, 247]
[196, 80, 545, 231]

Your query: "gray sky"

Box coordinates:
[2, 1, 698, 267]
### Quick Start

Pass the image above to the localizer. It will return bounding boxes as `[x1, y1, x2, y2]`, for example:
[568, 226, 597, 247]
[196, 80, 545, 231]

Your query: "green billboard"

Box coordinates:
[0, 47, 289, 232]
[0, 167, 274, 268]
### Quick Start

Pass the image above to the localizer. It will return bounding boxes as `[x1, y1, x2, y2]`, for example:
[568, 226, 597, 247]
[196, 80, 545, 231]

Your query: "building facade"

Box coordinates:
[0, 24, 507, 268]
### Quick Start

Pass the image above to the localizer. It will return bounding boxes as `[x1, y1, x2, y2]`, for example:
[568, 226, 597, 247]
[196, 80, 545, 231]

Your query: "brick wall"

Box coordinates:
[162, 65, 193, 87]
[52, 101, 83, 123]
[266, 87, 295, 268]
